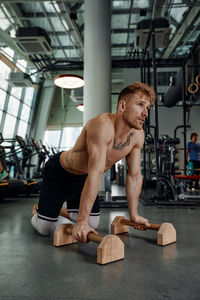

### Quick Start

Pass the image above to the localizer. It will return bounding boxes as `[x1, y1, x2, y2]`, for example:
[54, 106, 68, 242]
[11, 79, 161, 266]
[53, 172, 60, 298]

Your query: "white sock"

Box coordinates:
[31, 214, 57, 236]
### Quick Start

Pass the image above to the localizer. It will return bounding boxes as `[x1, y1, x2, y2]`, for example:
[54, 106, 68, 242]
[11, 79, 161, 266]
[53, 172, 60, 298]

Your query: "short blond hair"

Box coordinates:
[118, 82, 156, 106]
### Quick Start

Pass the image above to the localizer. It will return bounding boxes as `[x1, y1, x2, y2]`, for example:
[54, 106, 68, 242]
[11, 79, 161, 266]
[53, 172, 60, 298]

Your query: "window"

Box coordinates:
[0, 110, 3, 124]
[24, 88, 35, 106]
[16, 59, 27, 72]
[0, 60, 10, 91]
[7, 96, 20, 117]
[2, 47, 14, 60]
[10, 87, 23, 99]
[44, 130, 61, 148]
[17, 120, 28, 139]
[44, 127, 83, 150]
[3, 114, 17, 138]
[0, 47, 37, 140]
[0, 89, 6, 110]
[60, 127, 83, 150]
[0, 79, 8, 92]
[20, 104, 31, 122]
[0, 10, 11, 30]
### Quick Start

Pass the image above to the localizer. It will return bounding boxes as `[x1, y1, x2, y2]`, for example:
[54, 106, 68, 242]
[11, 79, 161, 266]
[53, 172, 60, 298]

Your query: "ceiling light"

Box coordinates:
[76, 103, 84, 112]
[54, 74, 84, 89]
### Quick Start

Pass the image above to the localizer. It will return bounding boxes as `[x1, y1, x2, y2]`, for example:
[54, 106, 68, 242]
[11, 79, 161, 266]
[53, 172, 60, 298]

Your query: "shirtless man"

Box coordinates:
[31, 82, 156, 243]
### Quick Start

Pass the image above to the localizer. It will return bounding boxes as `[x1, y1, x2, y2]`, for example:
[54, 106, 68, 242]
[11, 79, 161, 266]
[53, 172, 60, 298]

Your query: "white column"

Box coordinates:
[34, 79, 55, 141]
[83, 0, 111, 125]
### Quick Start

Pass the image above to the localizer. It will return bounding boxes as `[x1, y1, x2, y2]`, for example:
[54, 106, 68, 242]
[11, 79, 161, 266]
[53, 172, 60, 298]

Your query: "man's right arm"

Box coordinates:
[72, 118, 111, 243]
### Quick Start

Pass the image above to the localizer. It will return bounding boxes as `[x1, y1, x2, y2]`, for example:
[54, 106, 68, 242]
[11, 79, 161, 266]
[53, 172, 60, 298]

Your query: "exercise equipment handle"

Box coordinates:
[66, 224, 103, 243]
[120, 219, 160, 231]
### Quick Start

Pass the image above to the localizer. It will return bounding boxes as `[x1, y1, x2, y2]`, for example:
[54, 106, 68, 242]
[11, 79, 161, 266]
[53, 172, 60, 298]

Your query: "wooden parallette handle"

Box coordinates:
[66, 224, 103, 243]
[120, 219, 161, 231]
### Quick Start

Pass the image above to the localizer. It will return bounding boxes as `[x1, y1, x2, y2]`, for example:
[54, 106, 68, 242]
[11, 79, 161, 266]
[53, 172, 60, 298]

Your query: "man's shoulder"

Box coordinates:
[85, 113, 114, 141]
[87, 113, 114, 128]
[93, 112, 113, 121]
[134, 128, 145, 141]
[130, 129, 145, 150]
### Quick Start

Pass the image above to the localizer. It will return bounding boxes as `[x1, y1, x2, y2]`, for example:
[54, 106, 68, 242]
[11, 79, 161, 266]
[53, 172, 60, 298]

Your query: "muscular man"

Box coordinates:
[31, 82, 156, 243]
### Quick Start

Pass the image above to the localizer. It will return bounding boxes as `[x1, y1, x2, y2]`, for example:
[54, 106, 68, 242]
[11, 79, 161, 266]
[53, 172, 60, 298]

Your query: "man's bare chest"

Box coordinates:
[106, 132, 136, 167]
[105, 143, 134, 169]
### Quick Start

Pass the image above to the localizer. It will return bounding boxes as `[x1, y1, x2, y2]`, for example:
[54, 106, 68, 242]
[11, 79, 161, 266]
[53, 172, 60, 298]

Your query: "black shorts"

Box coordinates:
[38, 152, 100, 222]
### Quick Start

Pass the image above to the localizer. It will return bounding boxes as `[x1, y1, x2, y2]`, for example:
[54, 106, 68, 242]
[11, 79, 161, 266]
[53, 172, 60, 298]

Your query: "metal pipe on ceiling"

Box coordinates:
[39, 2, 67, 60]
[57, 0, 84, 57]
[0, 0, 84, 2]
[50, 0, 82, 60]
[125, 0, 134, 57]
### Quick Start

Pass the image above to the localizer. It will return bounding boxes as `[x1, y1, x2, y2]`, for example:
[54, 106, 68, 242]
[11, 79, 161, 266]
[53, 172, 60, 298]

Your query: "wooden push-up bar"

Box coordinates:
[54, 224, 124, 265]
[111, 216, 176, 246]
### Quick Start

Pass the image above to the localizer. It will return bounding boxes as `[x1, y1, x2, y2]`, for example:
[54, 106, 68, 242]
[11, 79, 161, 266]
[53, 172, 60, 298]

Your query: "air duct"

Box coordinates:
[69, 87, 83, 102]
[135, 18, 171, 49]
[14, 27, 52, 54]
[8, 72, 33, 87]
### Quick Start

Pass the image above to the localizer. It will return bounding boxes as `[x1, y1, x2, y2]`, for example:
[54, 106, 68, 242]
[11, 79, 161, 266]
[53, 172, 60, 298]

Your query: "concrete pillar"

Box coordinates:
[34, 79, 55, 142]
[83, 0, 111, 125]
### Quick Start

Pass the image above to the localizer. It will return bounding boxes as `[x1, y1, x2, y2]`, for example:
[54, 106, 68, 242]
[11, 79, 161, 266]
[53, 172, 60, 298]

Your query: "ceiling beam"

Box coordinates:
[152, 0, 168, 19]
[20, 12, 65, 18]
[170, 16, 179, 28]
[4, 3, 28, 27]
[51, 43, 134, 50]
[111, 58, 184, 68]
[57, 1, 83, 56]
[0, 52, 22, 71]
[40, 2, 67, 60]
[13, 8, 153, 18]
[162, 6, 200, 58]
[111, 28, 136, 33]
[112, 8, 152, 14]
[23, 56, 185, 73]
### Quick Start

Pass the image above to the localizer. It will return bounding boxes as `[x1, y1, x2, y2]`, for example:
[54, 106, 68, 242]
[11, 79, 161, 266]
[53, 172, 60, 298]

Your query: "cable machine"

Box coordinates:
[142, 48, 200, 205]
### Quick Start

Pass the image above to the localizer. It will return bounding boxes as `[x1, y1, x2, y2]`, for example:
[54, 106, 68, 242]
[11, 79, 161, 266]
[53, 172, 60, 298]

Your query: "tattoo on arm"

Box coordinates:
[113, 132, 134, 150]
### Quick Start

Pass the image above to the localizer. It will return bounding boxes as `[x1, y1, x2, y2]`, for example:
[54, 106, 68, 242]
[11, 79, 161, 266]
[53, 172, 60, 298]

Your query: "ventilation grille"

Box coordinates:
[135, 18, 171, 49]
[8, 72, 33, 87]
[135, 27, 171, 49]
[15, 36, 52, 54]
[14, 27, 52, 54]
[69, 88, 83, 102]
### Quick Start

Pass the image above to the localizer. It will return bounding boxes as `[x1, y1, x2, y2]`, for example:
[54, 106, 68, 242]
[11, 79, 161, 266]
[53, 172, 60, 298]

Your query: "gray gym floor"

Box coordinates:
[0, 196, 200, 300]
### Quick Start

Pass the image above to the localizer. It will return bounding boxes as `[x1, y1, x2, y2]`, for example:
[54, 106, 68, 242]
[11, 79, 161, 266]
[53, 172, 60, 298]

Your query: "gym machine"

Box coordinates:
[0, 133, 27, 198]
[15, 135, 41, 194]
[31, 138, 49, 179]
[140, 25, 200, 206]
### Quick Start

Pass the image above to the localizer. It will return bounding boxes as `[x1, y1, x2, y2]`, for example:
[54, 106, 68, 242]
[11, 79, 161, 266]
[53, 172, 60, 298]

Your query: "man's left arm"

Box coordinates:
[126, 132, 150, 228]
